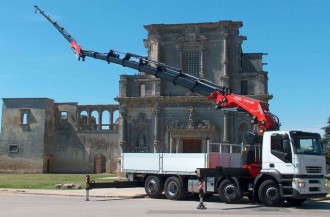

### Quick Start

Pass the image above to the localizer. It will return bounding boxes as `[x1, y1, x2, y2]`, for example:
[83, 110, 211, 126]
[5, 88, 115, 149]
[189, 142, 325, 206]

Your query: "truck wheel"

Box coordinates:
[218, 179, 242, 204]
[286, 198, 306, 206]
[258, 179, 284, 207]
[144, 175, 163, 198]
[164, 176, 184, 200]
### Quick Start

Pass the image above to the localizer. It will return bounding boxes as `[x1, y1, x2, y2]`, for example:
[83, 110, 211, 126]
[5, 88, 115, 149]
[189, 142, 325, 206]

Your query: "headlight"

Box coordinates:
[325, 181, 328, 188]
[298, 181, 305, 188]
[293, 179, 305, 188]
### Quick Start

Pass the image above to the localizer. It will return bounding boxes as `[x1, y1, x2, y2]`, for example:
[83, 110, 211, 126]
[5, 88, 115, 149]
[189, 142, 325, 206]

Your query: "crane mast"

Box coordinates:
[34, 6, 279, 133]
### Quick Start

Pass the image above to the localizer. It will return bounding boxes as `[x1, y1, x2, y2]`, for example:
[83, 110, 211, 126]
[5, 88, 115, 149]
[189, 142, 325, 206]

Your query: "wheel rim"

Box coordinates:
[147, 179, 157, 194]
[168, 181, 178, 197]
[265, 186, 279, 201]
[224, 184, 237, 199]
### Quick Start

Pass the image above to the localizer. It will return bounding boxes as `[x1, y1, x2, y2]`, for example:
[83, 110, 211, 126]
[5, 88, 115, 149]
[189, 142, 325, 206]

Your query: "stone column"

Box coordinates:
[153, 104, 160, 153]
[221, 32, 230, 87]
[179, 50, 183, 69]
[199, 50, 205, 78]
[172, 137, 179, 153]
[176, 137, 180, 153]
[170, 136, 173, 153]
[119, 106, 127, 152]
[87, 109, 91, 126]
[110, 109, 114, 130]
[98, 109, 103, 130]
[221, 32, 230, 143]
[144, 36, 160, 62]
[223, 33, 228, 76]
[223, 111, 229, 142]
[76, 110, 80, 130]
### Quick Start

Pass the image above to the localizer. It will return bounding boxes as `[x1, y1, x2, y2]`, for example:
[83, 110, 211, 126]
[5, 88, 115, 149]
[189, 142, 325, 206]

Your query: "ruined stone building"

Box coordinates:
[0, 99, 119, 173]
[0, 21, 271, 173]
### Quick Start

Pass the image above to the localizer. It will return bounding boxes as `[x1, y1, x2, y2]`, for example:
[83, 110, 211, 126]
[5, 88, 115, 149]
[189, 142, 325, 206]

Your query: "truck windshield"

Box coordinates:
[292, 137, 323, 155]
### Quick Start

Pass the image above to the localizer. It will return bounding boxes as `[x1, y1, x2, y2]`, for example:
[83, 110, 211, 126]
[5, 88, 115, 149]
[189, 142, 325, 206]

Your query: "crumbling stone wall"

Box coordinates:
[51, 131, 119, 173]
[0, 99, 120, 173]
[0, 98, 54, 173]
[51, 103, 120, 173]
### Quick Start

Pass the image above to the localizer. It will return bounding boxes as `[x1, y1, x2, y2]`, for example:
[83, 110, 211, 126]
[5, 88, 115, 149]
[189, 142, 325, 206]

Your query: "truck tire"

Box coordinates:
[218, 178, 242, 204]
[144, 175, 163, 198]
[258, 179, 284, 207]
[286, 198, 306, 206]
[164, 176, 185, 200]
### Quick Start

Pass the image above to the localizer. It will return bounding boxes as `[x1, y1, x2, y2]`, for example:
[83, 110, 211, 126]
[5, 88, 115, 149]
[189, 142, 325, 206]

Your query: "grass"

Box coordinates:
[0, 173, 116, 190]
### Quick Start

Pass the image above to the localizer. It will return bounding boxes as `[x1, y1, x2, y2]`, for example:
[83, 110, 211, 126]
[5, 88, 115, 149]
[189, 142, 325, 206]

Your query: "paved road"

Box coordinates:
[0, 193, 330, 217]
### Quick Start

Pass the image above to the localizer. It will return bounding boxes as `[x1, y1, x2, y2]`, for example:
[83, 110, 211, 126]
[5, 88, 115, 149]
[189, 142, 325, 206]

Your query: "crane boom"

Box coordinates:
[34, 6, 279, 133]
[34, 6, 82, 58]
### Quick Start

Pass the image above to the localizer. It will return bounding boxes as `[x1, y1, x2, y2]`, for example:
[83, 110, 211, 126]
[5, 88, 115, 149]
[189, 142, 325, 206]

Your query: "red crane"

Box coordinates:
[34, 6, 279, 134]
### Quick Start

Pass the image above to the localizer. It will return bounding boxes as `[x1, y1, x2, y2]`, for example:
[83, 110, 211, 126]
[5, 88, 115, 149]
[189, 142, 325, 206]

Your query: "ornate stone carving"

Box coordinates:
[168, 120, 186, 129]
[187, 107, 194, 129]
[167, 119, 215, 130]
[197, 120, 215, 129]
[168, 107, 215, 131]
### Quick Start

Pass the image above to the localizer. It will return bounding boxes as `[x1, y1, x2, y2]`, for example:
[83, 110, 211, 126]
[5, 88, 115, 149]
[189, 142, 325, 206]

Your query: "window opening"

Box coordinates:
[91, 110, 99, 130]
[102, 110, 110, 130]
[183, 50, 201, 77]
[20, 110, 30, 125]
[61, 111, 68, 120]
[9, 145, 19, 153]
[241, 80, 248, 95]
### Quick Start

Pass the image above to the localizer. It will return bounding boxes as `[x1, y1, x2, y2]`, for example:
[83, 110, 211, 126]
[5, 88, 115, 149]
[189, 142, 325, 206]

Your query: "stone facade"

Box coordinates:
[116, 21, 271, 153]
[0, 98, 119, 173]
[0, 21, 272, 173]
[0, 98, 54, 173]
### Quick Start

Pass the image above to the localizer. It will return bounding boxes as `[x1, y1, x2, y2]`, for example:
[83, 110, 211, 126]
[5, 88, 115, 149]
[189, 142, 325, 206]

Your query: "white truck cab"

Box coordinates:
[258, 131, 328, 205]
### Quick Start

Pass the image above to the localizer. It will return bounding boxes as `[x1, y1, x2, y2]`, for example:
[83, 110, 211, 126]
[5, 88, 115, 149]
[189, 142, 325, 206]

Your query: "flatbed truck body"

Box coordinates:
[86, 131, 328, 207]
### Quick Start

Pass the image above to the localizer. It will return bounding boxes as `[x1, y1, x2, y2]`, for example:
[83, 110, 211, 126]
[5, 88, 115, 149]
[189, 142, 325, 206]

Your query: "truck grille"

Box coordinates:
[309, 187, 319, 192]
[306, 166, 322, 173]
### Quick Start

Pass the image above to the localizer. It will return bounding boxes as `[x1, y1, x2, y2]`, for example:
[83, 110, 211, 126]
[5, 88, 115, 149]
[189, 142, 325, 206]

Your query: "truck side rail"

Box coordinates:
[121, 153, 208, 175]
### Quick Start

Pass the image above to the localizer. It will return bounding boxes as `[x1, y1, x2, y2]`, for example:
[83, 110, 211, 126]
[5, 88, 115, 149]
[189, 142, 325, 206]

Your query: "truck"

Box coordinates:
[35, 6, 328, 207]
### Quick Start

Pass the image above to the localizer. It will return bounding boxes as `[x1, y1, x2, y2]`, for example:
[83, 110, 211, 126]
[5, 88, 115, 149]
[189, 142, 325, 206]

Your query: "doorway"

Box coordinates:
[182, 138, 202, 153]
[94, 154, 106, 173]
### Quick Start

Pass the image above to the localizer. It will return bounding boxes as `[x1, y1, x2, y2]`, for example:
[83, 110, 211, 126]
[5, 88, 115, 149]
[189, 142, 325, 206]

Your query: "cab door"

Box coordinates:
[266, 133, 294, 174]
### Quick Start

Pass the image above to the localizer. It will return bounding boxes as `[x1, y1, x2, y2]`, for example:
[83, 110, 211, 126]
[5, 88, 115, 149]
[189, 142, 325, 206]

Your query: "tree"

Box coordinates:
[321, 117, 330, 169]
[322, 117, 330, 145]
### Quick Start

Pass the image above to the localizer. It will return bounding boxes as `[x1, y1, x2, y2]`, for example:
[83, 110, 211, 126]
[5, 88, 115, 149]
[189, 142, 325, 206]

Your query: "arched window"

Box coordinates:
[79, 111, 88, 130]
[112, 109, 119, 130]
[91, 110, 99, 130]
[102, 110, 110, 130]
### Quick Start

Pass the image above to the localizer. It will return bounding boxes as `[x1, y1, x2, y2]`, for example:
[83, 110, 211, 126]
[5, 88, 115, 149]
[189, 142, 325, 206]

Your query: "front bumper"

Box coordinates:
[292, 189, 327, 199]
[291, 177, 328, 199]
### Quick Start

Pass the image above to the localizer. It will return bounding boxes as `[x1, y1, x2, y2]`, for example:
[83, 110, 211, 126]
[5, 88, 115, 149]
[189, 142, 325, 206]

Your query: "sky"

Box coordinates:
[0, 0, 329, 136]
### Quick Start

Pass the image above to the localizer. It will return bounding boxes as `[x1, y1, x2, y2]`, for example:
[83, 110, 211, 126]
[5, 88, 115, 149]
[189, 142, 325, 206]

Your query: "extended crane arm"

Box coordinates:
[35, 6, 279, 133]
[34, 6, 82, 58]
